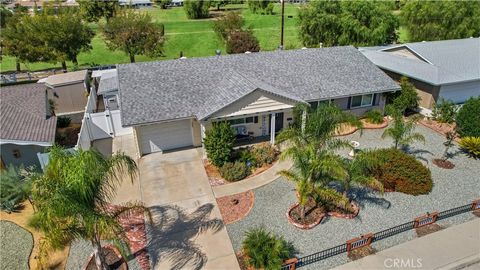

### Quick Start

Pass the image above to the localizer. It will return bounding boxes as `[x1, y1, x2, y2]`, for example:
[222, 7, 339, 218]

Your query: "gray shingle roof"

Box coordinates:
[97, 70, 119, 95]
[360, 38, 480, 85]
[118, 46, 400, 126]
[0, 84, 57, 144]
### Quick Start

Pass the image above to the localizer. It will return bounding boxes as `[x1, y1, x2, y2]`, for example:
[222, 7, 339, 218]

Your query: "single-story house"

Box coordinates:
[0, 83, 57, 169]
[110, 46, 399, 156]
[39, 70, 88, 122]
[360, 38, 480, 110]
[119, 0, 152, 8]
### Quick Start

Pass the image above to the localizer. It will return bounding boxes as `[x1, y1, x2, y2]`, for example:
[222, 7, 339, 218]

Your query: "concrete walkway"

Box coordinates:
[335, 218, 480, 270]
[212, 159, 292, 198]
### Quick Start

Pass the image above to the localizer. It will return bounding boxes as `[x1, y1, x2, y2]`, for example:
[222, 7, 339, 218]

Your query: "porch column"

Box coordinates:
[200, 122, 207, 158]
[270, 113, 276, 145]
[301, 110, 307, 134]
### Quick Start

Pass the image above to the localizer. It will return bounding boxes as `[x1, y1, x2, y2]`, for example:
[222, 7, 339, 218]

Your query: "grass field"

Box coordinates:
[0, 3, 407, 73]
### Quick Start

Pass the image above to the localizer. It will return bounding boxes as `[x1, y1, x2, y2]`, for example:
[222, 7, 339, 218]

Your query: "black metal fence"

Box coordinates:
[281, 201, 477, 270]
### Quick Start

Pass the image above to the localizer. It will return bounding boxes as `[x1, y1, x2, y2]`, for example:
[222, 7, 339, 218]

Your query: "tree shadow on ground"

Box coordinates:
[146, 203, 224, 270]
[402, 146, 433, 164]
[349, 187, 391, 210]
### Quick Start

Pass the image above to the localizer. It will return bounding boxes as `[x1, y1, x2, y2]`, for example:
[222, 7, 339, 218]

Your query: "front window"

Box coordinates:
[227, 116, 258, 126]
[350, 94, 374, 108]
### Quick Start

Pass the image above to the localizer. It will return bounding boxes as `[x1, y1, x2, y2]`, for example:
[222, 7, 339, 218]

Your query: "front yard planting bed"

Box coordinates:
[216, 191, 255, 224]
[0, 220, 33, 270]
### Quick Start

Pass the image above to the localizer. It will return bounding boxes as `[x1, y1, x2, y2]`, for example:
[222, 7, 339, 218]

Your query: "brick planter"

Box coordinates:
[361, 117, 389, 129]
[286, 203, 325, 230]
[328, 201, 360, 219]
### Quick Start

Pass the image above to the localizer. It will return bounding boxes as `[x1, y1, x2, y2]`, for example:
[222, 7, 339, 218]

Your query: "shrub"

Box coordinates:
[212, 12, 244, 41]
[219, 162, 251, 182]
[252, 143, 278, 166]
[431, 99, 456, 124]
[389, 77, 420, 115]
[183, 0, 210, 19]
[456, 97, 480, 137]
[242, 227, 295, 270]
[364, 109, 384, 124]
[203, 121, 235, 167]
[226, 30, 260, 54]
[235, 148, 257, 167]
[0, 165, 34, 213]
[371, 148, 432, 195]
[459, 137, 480, 158]
[57, 116, 71, 128]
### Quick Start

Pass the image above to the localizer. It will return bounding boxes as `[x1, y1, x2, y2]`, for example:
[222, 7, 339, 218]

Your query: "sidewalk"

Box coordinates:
[335, 218, 480, 270]
[212, 159, 292, 198]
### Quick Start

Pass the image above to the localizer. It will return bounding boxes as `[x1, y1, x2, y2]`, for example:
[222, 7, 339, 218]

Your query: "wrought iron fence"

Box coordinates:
[281, 202, 477, 270]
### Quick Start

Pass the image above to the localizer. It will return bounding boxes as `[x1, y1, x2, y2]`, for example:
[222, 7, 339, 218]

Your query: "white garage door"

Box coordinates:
[439, 81, 480, 104]
[138, 119, 193, 154]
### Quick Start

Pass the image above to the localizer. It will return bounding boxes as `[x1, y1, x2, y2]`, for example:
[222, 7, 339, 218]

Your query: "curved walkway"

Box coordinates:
[212, 159, 293, 198]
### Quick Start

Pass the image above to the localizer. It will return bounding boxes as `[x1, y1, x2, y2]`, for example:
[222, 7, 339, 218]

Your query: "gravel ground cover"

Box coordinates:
[0, 220, 33, 270]
[226, 125, 479, 269]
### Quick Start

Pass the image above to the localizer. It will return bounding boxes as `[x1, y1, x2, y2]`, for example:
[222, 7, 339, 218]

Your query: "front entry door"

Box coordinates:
[269, 112, 284, 134]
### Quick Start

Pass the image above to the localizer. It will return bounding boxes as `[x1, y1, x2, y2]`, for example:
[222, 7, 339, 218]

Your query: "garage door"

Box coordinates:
[137, 119, 193, 154]
[439, 81, 480, 104]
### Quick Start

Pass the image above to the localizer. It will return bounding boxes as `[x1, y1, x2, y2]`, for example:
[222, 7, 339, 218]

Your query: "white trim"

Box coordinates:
[0, 139, 52, 147]
[380, 45, 433, 65]
[350, 94, 374, 109]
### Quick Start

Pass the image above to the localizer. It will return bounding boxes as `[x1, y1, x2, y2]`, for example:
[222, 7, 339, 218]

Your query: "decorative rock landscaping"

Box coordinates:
[226, 125, 480, 269]
[0, 220, 33, 270]
[216, 191, 255, 224]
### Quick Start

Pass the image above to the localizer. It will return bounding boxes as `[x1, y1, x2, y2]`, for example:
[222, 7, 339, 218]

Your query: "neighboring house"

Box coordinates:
[0, 83, 57, 170]
[360, 38, 480, 110]
[7, 0, 78, 13]
[102, 46, 399, 156]
[119, 0, 152, 8]
[39, 70, 88, 122]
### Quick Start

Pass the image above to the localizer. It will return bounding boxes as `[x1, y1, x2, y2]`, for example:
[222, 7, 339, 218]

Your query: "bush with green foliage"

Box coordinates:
[242, 227, 295, 270]
[252, 143, 278, 166]
[247, 0, 273, 15]
[57, 116, 71, 128]
[219, 161, 251, 182]
[371, 148, 432, 195]
[0, 165, 35, 213]
[235, 148, 257, 167]
[456, 97, 480, 137]
[212, 12, 244, 41]
[459, 137, 480, 158]
[431, 99, 456, 124]
[204, 122, 235, 167]
[389, 77, 420, 115]
[184, 0, 210, 19]
[364, 109, 384, 124]
[226, 30, 260, 54]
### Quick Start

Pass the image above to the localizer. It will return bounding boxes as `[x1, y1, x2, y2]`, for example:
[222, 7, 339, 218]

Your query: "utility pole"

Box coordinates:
[280, 0, 285, 49]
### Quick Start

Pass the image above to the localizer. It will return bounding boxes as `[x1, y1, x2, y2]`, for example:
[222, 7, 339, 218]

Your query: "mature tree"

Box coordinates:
[212, 11, 244, 41]
[298, 0, 398, 47]
[401, 1, 480, 42]
[184, 0, 211, 19]
[155, 0, 172, 9]
[382, 109, 425, 150]
[0, 5, 13, 28]
[247, 0, 273, 15]
[102, 9, 165, 63]
[1, 12, 55, 71]
[36, 8, 95, 70]
[212, 0, 230, 11]
[78, 0, 118, 22]
[29, 147, 147, 270]
[226, 30, 260, 54]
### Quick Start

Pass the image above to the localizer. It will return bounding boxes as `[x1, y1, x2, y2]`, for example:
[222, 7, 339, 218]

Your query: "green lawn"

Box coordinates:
[0, 3, 407, 72]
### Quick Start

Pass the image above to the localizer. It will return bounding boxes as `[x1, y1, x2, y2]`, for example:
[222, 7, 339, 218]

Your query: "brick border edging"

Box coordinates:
[328, 201, 360, 219]
[219, 190, 256, 225]
[361, 117, 389, 129]
[286, 203, 326, 230]
[82, 244, 128, 270]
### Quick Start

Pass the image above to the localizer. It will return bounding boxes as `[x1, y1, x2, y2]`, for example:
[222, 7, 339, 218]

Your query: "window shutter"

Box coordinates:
[347, 97, 352, 109]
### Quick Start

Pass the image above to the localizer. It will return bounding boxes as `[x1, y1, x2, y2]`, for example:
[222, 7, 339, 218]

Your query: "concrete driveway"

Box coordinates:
[137, 148, 240, 270]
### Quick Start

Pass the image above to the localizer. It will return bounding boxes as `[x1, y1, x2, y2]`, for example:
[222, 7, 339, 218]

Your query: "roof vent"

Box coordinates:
[244, 51, 252, 54]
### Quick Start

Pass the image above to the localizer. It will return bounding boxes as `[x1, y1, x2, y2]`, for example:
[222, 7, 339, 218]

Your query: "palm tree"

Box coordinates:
[338, 150, 384, 201]
[382, 109, 425, 149]
[29, 146, 147, 270]
[278, 143, 349, 219]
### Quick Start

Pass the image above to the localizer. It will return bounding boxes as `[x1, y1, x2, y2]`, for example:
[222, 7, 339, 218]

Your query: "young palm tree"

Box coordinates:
[338, 151, 384, 201]
[278, 143, 349, 219]
[29, 146, 147, 270]
[382, 109, 425, 149]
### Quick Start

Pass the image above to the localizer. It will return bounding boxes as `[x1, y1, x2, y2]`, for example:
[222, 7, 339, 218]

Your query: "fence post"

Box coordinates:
[472, 200, 480, 211]
[414, 212, 438, 228]
[346, 233, 373, 254]
[283, 258, 298, 270]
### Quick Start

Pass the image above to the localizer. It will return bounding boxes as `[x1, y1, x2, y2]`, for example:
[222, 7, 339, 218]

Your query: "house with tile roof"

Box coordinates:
[84, 46, 400, 156]
[360, 38, 480, 110]
[0, 83, 57, 169]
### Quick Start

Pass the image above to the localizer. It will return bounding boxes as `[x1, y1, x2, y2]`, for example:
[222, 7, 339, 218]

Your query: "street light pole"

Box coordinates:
[280, 0, 285, 49]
